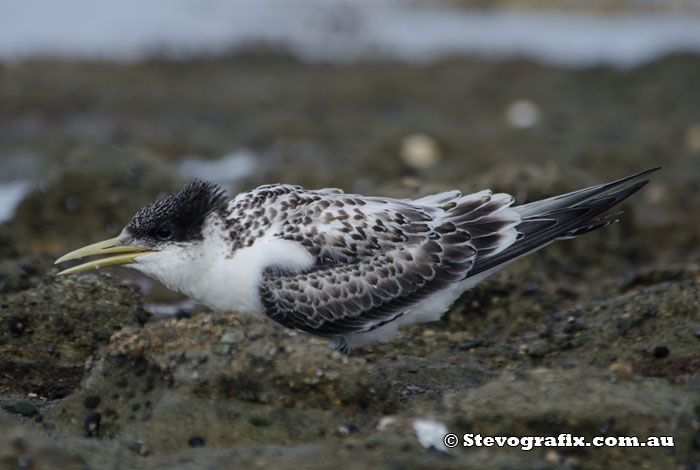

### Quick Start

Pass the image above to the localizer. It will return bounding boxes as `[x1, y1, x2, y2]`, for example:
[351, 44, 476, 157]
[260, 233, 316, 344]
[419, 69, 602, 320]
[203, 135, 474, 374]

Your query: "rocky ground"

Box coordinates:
[1, 52, 699, 469]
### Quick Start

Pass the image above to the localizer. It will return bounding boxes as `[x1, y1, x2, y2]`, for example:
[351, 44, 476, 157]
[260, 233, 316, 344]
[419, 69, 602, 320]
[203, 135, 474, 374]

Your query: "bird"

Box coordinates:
[56, 168, 659, 351]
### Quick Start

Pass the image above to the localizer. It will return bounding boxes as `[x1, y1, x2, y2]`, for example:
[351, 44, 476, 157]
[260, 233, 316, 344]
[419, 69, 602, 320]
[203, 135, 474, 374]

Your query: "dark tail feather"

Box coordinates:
[469, 169, 658, 277]
[513, 167, 660, 218]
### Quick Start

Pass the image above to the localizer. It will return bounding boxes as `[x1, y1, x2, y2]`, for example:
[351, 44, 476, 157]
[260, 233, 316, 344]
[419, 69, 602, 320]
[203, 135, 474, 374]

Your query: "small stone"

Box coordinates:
[526, 340, 551, 358]
[652, 345, 670, 359]
[552, 311, 567, 320]
[6, 401, 38, 417]
[84, 412, 101, 437]
[129, 439, 150, 456]
[400, 133, 440, 170]
[249, 415, 272, 427]
[377, 416, 398, 431]
[84, 395, 101, 409]
[8, 315, 25, 336]
[459, 338, 485, 350]
[544, 450, 560, 464]
[188, 436, 205, 447]
[337, 423, 359, 437]
[608, 362, 633, 376]
[221, 331, 244, 344]
[505, 99, 541, 129]
[563, 319, 587, 334]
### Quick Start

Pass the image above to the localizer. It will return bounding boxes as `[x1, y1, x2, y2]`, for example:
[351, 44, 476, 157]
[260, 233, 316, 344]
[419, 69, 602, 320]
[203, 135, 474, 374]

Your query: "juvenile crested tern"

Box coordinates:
[56, 168, 659, 351]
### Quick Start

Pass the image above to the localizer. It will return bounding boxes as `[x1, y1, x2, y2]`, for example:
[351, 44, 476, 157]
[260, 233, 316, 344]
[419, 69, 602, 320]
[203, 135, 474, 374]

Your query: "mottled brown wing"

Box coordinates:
[258, 190, 520, 337]
[259, 227, 475, 336]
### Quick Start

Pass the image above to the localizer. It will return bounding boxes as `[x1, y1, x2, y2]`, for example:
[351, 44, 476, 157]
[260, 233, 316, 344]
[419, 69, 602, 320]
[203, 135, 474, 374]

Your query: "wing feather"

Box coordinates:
[232, 172, 657, 347]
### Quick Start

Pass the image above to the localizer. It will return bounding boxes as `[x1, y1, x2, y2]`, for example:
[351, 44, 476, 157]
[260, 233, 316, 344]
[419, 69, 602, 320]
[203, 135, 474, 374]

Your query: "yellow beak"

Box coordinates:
[55, 237, 155, 275]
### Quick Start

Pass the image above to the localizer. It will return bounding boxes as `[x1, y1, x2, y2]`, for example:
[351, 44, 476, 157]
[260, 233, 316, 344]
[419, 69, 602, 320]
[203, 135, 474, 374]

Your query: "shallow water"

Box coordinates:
[2, 0, 700, 66]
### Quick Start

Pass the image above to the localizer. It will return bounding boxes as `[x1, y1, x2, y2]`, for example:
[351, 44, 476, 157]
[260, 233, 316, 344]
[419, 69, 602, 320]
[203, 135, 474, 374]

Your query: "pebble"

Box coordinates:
[563, 319, 587, 334]
[84, 412, 101, 437]
[505, 99, 541, 128]
[377, 416, 398, 431]
[459, 338, 485, 350]
[129, 439, 151, 456]
[6, 401, 38, 417]
[8, 315, 25, 336]
[336, 423, 359, 437]
[221, 331, 244, 344]
[249, 415, 272, 427]
[652, 345, 670, 359]
[608, 362, 633, 376]
[399, 133, 440, 170]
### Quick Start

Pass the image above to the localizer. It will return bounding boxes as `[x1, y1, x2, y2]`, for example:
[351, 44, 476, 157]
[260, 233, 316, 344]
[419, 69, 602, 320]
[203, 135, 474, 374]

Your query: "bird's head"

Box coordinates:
[55, 180, 229, 281]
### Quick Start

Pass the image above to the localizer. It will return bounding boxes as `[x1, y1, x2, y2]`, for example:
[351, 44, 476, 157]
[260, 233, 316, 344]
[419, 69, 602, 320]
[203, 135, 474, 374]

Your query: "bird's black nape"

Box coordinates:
[126, 180, 228, 244]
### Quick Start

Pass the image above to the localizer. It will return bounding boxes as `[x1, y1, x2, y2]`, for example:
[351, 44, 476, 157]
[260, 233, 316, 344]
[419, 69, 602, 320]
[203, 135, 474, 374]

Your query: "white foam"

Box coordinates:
[1, 0, 699, 67]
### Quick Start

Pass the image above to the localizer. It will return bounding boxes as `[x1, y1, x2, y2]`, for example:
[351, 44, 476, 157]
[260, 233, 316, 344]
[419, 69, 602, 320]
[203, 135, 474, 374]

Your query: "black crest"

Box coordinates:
[126, 180, 228, 244]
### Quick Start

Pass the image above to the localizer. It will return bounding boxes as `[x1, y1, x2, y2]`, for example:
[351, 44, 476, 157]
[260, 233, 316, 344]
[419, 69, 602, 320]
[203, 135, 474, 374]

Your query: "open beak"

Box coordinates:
[55, 237, 155, 275]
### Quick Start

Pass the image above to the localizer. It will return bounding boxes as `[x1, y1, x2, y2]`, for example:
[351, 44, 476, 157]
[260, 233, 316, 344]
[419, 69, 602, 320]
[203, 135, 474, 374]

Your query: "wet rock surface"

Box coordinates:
[1, 53, 699, 469]
[44, 311, 395, 453]
[0, 273, 144, 400]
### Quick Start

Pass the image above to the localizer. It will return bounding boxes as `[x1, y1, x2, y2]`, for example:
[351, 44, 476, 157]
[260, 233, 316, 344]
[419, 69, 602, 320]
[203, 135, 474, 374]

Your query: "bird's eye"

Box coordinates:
[155, 226, 172, 240]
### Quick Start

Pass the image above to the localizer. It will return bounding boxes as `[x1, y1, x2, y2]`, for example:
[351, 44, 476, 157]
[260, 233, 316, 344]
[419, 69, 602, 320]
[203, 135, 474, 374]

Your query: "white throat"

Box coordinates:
[133, 222, 315, 315]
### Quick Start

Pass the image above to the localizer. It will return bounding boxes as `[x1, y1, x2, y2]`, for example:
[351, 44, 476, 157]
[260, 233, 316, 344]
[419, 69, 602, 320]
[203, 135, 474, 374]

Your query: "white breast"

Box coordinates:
[132, 224, 314, 315]
[191, 230, 314, 314]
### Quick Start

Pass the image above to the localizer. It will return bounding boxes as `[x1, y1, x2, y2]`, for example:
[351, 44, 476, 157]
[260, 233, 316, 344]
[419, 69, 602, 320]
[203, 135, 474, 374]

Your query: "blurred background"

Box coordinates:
[1, 5, 700, 467]
[1, 0, 699, 302]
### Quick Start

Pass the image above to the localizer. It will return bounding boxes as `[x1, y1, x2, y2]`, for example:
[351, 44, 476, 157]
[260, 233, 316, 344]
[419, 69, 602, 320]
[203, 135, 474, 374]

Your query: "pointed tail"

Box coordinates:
[469, 167, 660, 276]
